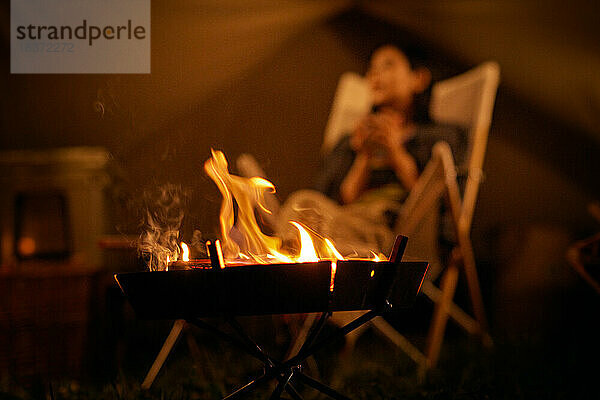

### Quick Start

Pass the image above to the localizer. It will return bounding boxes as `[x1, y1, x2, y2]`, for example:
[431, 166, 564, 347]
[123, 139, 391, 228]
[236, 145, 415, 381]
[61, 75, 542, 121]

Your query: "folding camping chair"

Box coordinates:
[283, 61, 500, 371]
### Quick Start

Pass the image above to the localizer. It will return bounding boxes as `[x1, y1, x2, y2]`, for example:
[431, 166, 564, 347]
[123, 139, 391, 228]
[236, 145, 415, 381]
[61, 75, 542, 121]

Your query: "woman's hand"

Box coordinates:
[368, 109, 414, 152]
[368, 109, 419, 190]
[342, 109, 419, 203]
[340, 149, 371, 204]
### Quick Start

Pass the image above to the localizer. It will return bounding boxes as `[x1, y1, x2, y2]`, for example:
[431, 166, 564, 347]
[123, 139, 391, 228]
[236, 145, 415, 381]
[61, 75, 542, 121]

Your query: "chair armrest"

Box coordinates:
[395, 141, 462, 236]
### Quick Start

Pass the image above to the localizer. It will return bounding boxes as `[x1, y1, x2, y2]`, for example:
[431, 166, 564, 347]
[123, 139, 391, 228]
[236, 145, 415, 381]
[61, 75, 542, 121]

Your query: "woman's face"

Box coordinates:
[366, 46, 418, 108]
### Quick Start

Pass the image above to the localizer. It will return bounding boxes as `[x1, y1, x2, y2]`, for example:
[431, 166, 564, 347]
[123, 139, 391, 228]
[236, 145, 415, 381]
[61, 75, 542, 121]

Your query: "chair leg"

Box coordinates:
[421, 280, 481, 336]
[456, 231, 491, 346]
[285, 313, 319, 360]
[329, 311, 369, 355]
[370, 316, 428, 368]
[425, 261, 459, 368]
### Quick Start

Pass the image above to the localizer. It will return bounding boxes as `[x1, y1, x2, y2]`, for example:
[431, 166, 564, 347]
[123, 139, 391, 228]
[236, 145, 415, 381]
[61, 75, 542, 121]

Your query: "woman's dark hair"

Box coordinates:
[412, 82, 432, 124]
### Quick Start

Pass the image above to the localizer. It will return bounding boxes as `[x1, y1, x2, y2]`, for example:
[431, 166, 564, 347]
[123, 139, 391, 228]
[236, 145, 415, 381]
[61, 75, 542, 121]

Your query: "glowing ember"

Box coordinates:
[215, 240, 225, 269]
[330, 261, 337, 291]
[181, 242, 189, 262]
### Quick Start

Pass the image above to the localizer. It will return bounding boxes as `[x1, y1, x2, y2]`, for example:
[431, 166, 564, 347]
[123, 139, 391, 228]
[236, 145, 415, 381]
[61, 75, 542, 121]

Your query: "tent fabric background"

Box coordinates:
[0, 0, 598, 246]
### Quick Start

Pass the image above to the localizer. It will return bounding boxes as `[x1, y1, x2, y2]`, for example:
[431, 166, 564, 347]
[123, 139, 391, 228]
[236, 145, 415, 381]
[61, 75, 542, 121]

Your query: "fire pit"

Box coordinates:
[116, 150, 428, 398]
[115, 235, 427, 399]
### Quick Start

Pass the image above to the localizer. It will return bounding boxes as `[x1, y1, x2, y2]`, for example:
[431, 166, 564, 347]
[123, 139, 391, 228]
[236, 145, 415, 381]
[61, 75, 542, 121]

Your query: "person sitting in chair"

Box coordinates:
[277, 45, 467, 256]
[316, 45, 466, 209]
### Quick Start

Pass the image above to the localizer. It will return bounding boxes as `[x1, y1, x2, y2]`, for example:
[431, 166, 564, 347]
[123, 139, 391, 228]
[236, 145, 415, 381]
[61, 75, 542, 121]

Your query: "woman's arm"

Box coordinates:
[387, 143, 418, 190]
[340, 151, 370, 204]
[338, 116, 376, 204]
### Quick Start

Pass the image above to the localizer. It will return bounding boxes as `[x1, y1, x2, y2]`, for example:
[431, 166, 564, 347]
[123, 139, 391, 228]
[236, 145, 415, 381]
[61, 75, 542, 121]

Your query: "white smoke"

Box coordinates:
[138, 184, 186, 271]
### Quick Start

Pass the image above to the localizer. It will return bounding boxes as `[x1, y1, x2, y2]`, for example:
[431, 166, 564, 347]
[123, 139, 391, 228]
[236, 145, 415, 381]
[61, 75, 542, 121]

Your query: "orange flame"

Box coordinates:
[290, 221, 319, 263]
[370, 251, 386, 262]
[204, 149, 283, 262]
[325, 239, 344, 260]
[204, 150, 383, 266]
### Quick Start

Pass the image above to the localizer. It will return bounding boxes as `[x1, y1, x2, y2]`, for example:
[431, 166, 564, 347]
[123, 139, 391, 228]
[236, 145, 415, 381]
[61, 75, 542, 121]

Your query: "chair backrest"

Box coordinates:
[429, 62, 500, 230]
[321, 72, 371, 154]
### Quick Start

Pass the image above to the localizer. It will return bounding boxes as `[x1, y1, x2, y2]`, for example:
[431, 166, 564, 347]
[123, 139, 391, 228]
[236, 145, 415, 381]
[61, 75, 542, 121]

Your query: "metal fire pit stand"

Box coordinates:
[117, 236, 428, 399]
[188, 304, 385, 400]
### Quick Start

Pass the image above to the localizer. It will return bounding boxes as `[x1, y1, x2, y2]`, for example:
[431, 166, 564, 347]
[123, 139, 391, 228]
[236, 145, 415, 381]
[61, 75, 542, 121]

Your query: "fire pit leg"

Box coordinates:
[270, 370, 294, 400]
[221, 369, 303, 400]
[226, 317, 277, 368]
[283, 380, 304, 400]
[141, 319, 186, 390]
[286, 310, 379, 367]
[188, 318, 274, 366]
[222, 374, 270, 400]
[295, 373, 350, 400]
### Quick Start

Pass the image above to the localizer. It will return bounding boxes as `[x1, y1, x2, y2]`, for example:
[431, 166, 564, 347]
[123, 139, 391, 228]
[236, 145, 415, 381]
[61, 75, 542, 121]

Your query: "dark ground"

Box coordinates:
[1, 279, 599, 400]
